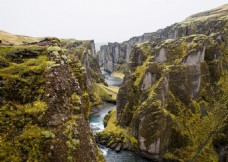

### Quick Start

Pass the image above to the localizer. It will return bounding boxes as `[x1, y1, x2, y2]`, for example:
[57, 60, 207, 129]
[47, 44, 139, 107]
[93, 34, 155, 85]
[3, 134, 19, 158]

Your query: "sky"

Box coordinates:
[0, 0, 227, 43]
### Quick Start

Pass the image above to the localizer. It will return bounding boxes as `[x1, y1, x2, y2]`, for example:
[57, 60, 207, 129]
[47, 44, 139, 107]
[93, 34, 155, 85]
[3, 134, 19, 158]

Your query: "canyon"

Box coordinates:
[96, 4, 228, 162]
[0, 4, 227, 162]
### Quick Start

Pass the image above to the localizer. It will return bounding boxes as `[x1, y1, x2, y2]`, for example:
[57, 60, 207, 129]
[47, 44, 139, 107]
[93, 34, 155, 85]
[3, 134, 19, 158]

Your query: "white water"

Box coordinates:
[90, 103, 115, 133]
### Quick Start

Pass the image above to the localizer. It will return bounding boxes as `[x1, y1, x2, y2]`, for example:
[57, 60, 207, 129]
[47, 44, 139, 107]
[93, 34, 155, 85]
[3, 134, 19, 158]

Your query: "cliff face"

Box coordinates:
[97, 34, 153, 72]
[0, 34, 104, 161]
[97, 4, 228, 161]
[97, 4, 228, 73]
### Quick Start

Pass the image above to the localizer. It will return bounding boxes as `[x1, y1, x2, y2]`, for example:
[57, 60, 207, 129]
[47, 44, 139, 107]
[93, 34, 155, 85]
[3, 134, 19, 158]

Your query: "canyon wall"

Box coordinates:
[96, 4, 228, 162]
[0, 33, 105, 161]
[97, 4, 228, 73]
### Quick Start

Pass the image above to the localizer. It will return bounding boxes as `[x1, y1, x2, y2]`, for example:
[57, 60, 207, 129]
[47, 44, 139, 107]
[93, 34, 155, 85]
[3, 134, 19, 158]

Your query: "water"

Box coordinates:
[101, 70, 123, 86]
[90, 103, 115, 133]
[89, 70, 151, 162]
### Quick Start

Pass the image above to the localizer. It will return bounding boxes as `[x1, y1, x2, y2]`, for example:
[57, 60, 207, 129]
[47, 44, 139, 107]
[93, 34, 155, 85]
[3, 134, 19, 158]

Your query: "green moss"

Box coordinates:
[0, 46, 45, 55]
[115, 32, 228, 161]
[69, 58, 87, 91]
[0, 52, 49, 103]
[0, 45, 52, 161]
[133, 61, 147, 86]
[82, 41, 91, 49]
[20, 125, 54, 139]
[0, 46, 47, 65]
[18, 101, 47, 114]
[0, 102, 52, 162]
[0, 38, 105, 161]
[0, 55, 9, 68]
[82, 92, 91, 119]
[70, 93, 81, 111]
[47, 46, 61, 52]
[97, 110, 138, 149]
[63, 115, 80, 161]
[62, 39, 105, 110]
[71, 93, 81, 103]
[92, 83, 118, 106]
[163, 91, 226, 161]
[0, 56, 48, 77]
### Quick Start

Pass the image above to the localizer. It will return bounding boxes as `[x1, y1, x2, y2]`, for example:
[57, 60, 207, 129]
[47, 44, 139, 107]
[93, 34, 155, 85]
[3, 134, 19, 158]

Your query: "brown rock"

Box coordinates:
[115, 143, 122, 152]
[123, 143, 128, 150]
[110, 142, 118, 149]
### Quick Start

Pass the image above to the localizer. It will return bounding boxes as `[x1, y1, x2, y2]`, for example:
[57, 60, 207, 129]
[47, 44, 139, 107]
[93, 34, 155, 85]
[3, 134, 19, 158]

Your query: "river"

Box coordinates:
[89, 70, 151, 162]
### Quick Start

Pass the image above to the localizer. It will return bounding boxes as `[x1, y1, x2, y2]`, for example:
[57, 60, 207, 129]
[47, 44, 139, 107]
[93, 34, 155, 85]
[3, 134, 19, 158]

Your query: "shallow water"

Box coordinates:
[101, 70, 123, 86]
[90, 103, 115, 133]
[89, 70, 151, 162]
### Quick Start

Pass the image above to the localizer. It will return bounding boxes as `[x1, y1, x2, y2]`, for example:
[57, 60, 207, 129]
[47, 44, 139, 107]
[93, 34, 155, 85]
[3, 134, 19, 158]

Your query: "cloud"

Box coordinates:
[0, 0, 227, 42]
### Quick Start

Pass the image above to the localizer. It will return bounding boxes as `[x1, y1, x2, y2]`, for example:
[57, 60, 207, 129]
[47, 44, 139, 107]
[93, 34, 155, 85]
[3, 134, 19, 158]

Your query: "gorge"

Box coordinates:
[89, 70, 150, 162]
[0, 3, 227, 162]
[96, 4, 228, 162]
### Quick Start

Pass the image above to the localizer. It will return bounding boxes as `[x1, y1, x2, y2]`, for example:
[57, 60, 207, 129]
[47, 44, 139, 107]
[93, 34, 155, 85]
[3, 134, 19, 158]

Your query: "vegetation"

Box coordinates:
[92, 83, 119, 106]
[96, 109, 138, 150]
[102, 31, 228, 161]
[111, 72, 125, 80]
[0, 37, 105, 161]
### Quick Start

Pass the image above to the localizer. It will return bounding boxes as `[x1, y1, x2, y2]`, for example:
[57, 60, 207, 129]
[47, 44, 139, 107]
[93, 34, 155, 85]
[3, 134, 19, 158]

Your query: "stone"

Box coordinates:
[148, 138, 160, 154]
[156, 48, 167, 64]
[115, 143, 122, 152]
[141, 72, 156, 91]
[0, 34, 105, 162]
[123, 143, 128, 150]
[97, 4, 227, 73]
[110, 142, 118, 149]
[110, 4, 228, 162]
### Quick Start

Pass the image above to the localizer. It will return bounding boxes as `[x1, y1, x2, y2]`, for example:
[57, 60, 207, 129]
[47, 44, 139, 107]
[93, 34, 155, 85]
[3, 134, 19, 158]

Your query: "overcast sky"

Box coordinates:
[0, 0, 227, 43]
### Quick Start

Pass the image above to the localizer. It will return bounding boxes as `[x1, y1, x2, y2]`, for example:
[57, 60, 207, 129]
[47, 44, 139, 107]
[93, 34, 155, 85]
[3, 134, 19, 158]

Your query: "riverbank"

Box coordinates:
[89, 70, 151, 162]
[94, 83, 119, 104]
[111, 72, 125, 80]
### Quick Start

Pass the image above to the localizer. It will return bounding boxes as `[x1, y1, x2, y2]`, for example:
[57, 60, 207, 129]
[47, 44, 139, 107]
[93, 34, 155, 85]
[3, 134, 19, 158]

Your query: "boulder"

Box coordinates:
[115, 143, 122, 152]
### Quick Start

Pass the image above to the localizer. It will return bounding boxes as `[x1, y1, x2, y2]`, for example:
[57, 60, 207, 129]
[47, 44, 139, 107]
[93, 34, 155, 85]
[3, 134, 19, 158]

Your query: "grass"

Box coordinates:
[93, 83, 119, 104]
[102, 109, 138, 147]
[0, 30, 42, 45]
[102, 85, 119, 94]
[111, 72, 125, 79]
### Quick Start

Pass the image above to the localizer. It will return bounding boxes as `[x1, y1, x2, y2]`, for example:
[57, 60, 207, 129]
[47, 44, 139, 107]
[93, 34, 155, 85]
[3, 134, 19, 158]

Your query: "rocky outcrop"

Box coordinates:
[0, 35, 104, 161]
[97, 4, 228, 72]
[60, 38, 107, 107]
[95, 109, 138, 153]
[97, 42, 126, 72]
[97, 34, 153, 72]
[97, 4, 228, 162]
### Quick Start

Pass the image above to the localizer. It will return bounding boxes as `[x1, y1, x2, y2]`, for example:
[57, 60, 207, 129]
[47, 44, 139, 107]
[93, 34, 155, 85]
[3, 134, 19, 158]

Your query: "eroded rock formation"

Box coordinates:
[97, 4, 228, 73]
[0, 33, 105, 162]
[97, 4, 228, 162]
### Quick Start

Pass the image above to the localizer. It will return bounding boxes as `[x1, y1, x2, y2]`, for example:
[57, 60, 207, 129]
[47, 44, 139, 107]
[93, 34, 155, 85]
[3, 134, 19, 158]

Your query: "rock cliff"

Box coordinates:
[96, 4, 228, 162]
[0, 32, 104, 161]
[97, 4, 228, 73]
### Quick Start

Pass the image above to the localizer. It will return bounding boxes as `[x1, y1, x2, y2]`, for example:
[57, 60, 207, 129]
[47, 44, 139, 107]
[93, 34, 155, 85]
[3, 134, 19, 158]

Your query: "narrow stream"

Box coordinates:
[89, 70, 150, 162]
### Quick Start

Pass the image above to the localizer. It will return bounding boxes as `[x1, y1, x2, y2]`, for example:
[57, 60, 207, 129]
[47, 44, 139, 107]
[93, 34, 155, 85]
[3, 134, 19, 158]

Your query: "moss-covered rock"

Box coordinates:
[95, 109, 138, 152]
[97, 4, 228, 74]
[60, 38, 107, 108]
[99, 15, 228, 161]
[0, 37, 105, 161]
